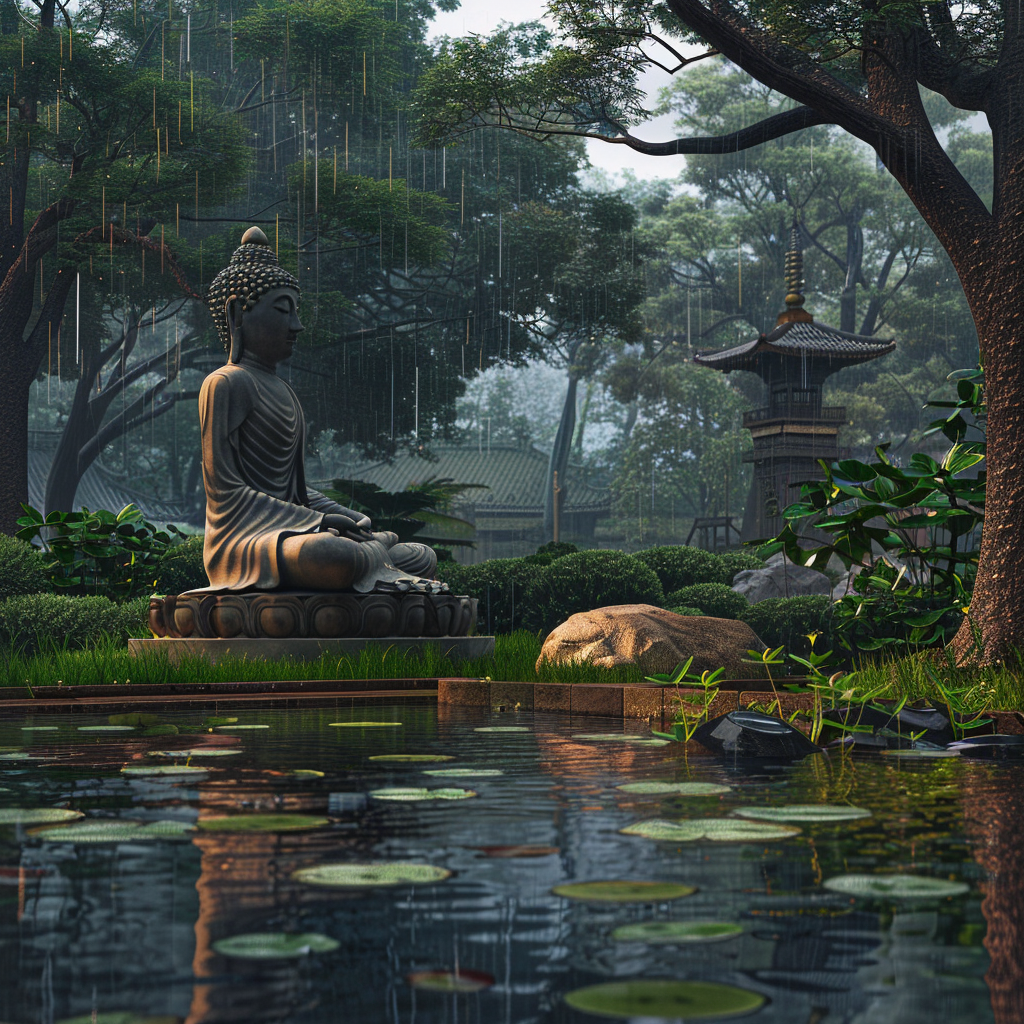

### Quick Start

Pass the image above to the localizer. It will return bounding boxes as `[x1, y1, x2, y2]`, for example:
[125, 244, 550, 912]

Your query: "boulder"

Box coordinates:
[731, 553, 831, 604]
[535, 604, 766, 676]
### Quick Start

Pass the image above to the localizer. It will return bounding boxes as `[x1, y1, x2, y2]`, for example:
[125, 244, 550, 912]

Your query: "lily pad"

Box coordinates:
[368, 754, 454, 763]
[734, 804, 871, 823]
[77, 725, 137, 732]
[370, 787, 476, 801]
[407, 969, 494, 993]
[824, 873, 970, 899]
[292, 862, 451, 887]
[148, 748, 242, 758]
[33, 820, 196, 842]
[573, 734, 670, 747]
[21, 726, 59, 732]
[212, 932, 339, 959]
[564, 980, 766, 1020]
[121, 765, 210, 777]
[611, 920, 743, 944]
[329, 721, 403, 728]
[477, 845, 559, 858]
[473, 726, 530, 733]
[196, 814, 329, 832]
[423, 768, 504, 777]
[621, 818, 801, 842]
[0, 752, 43, 761]
[616, 781, 731, 796]
[551, 880, 696, 903]
[203, 717, 238, 726]
[0, 808, 84, 825]
[214, 724, 270, 731]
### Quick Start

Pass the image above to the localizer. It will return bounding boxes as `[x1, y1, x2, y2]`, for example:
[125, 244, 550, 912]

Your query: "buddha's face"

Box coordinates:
[231, 286, 303, 367]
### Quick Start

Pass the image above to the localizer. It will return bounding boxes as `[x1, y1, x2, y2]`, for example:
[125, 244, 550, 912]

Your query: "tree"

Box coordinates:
[416, 3, 1021, 666]
[0, 0, 246, 532]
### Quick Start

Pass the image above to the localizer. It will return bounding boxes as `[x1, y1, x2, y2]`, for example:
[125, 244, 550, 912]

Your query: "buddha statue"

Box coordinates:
[197, 226, 443, 596]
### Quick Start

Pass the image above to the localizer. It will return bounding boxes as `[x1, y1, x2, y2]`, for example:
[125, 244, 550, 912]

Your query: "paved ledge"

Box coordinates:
[128, 635, 495, 665]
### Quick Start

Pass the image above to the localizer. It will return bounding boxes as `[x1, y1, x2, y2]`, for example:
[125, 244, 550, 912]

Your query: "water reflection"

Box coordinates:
[0, 706, 1013, 1022]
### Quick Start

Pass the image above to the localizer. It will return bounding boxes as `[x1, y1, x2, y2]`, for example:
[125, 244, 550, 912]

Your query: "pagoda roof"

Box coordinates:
[694, 318, 895, 373]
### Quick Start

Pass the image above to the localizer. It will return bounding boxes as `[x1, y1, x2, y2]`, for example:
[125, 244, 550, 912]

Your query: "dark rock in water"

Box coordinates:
[948, 735, 1024, 760]
[822, 705, 955, 747]
[694, 710, 821, 759]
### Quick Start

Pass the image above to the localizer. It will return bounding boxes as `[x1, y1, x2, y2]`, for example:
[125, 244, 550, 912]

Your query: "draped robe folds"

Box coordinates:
[198, 357, 343, 590]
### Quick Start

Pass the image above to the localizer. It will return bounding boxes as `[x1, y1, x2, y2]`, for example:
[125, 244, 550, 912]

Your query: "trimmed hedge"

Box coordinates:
[525, 549, 664, 632]
[717, 550, 766, 581]
[0, 535, 48, 600]
[666, 605, 704, 617]
[437, 557, 540, 634]
[667, 583, 749, 620]
[739, 595, 832, 656]
[0, 593, 150, 655]
[633, 546, 731, 591]
[154, 535, 208, 595]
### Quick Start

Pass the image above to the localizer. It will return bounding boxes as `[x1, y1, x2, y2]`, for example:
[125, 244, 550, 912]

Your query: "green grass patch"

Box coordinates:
[0, 631, 648, 688]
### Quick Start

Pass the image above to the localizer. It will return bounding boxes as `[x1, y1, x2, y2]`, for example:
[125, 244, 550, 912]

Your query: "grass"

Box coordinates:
[0, 631, 649, 688]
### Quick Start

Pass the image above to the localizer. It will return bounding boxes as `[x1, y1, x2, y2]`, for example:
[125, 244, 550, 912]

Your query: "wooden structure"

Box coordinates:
[694, 225, 895, 542]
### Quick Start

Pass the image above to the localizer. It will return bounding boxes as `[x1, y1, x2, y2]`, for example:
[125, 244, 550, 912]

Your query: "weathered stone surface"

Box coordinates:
[535, 604, 766, 676]
[149, 591, 476, 640]
[731, 554, 831, 604]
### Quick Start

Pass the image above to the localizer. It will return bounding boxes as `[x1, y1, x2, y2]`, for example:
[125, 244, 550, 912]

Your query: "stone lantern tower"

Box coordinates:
[694, 225, 896, 541]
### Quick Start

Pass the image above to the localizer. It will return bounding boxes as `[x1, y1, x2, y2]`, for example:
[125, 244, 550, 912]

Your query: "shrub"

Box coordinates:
[667, 583, 749, 620]
[666, 605, 704, 617]
[0, 593, 150, 656]
[717, 550, 766, 582]
[0, 535, 48, 600]
[437, 557, 541, 633]
[525, 549, 664, 632]
[739, 595, 832, 657]
[633, 546, 730, 592]
[527, 541, 580, 566]
[154, 535, 208, 594]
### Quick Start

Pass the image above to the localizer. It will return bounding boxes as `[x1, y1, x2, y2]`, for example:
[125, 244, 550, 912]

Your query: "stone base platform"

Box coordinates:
[129, 635, 495, 666]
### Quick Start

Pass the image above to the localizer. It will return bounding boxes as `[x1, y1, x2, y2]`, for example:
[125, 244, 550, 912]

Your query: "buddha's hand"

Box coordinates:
[320, 513, 374, 541]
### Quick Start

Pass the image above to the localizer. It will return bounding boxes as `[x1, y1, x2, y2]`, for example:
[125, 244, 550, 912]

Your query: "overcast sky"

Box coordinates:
[427, 1, 686, 183]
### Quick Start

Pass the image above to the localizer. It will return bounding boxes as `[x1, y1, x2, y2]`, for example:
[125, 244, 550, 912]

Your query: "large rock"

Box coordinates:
[731, 554, 831, 604]
[535, 604, 766, 676]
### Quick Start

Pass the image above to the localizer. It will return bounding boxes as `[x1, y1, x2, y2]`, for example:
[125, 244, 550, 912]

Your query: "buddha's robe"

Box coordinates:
[198, 356, 342, 590]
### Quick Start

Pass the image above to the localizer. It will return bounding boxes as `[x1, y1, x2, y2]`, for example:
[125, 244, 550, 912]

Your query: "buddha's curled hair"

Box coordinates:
[206, 227, 299, 359]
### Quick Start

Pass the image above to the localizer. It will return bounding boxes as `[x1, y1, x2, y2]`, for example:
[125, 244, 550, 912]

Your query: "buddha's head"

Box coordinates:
[206, 226, 303, 366]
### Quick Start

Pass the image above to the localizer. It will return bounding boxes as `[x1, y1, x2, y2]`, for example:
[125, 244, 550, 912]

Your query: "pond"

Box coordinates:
[0, 701, 1015, 1024]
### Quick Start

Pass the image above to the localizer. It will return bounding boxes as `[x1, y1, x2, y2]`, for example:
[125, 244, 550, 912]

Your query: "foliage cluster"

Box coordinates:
[0, 536, 49, 601]
[0, 594, 149, 657]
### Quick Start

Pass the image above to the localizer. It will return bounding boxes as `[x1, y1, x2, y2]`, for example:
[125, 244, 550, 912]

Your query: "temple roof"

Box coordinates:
[694, 318, 895, 373]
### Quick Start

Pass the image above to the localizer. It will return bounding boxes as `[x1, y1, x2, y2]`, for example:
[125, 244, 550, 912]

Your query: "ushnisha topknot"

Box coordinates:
[206, 226, 299, 362]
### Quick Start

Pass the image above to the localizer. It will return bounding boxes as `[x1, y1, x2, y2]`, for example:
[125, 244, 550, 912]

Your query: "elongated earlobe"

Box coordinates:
[226, 298, 244, 364]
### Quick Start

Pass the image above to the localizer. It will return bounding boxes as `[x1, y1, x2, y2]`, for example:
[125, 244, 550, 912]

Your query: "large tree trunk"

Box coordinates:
[951, 279, 1024, 664]
[0, 355, 37, 534]
[543, 372, 579, 540]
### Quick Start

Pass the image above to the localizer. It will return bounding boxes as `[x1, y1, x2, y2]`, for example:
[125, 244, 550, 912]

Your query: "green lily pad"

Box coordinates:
[370, 787, 476, 801]
[77, 725, 137, 732]
[611, 920, 743, 944]
[734, 804, 871, 823]
[212, 932, 339, 959]
[407, 969, 494, 993]
[292, 862, 451, 887]
[422, 768, 504, 777]
[368, 754, 454, 763]
[21, 726, 59, 732]
[564, 980, 766, 1020]
[215, 724, 269, 731]
[121, 765, 210, 777]
[0, 808, 84, 825]
[196, 814, 329, 832]
[573, 734, 670, 747]
[473, 726, 530, 733]
[0, 752, 43, 761]
[824, 873, 970, 899]
[621, 818, 801, 842]
[551, 880, 696, 903]
[329, 721, 403, 728]
[34, 820, 196, 842]
[148, 748, 242, 758]
[617, 782, 731, 796]
[203, 717, 238, 726]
